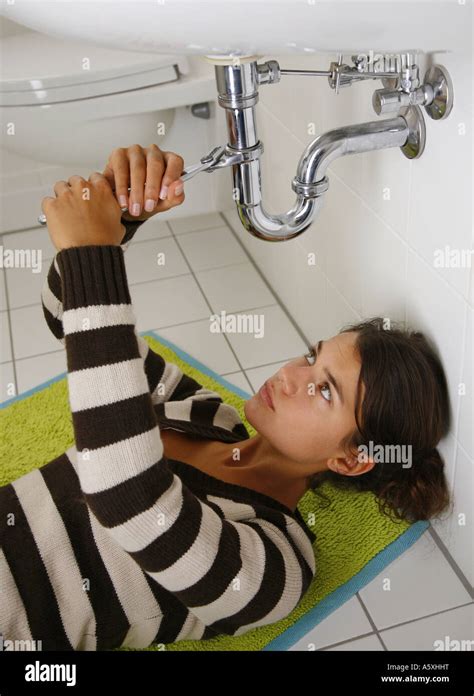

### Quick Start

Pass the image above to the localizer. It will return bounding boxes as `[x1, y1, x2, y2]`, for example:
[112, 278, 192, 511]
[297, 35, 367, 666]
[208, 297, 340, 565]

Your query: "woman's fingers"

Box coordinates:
[102, 144, 186, 218]
[143, 144, 165, 212]
[103, 148, 130, 209]
[53, 180, 71, 197]
[159, 150, 185, 202]
[127, 144, 148, 217]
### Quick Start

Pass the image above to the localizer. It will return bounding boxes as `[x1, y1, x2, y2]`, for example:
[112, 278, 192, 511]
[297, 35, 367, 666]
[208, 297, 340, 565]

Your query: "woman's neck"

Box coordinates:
[218, 434, 311, 512]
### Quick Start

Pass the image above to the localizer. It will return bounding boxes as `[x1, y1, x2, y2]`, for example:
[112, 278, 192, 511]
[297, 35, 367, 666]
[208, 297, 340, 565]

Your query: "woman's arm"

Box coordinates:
[41, 215, 219, 405]
[57, 242, 315, 636]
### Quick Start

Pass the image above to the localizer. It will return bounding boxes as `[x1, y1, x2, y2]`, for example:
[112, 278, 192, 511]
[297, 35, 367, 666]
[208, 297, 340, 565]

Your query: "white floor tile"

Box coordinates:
[129, 275, 210, 333]
[10, 304, 61, 360]
[124, 237, 189, 285]
[359, 531, 472, 630]
[380, 603, 474, 651]
[289, 596, 373, 651]
[124, 217, 172, 243]
[2, 226, 56, 263]
[195, 262, 276, 314]
[0, 361, 16, 403]
[1, 311, 12, 363]
[150, 319, 240, 376]
[15, 350, 67, 395]
[222, 305, 307, 370]
[245, 360, 290, 393]
[168, 212, 224, 235]
[325, 634, 384, 651]
[0, 269, 7, 311]
[219, 371, 253, 395]
[6, 265, 48, 310]
[177, 226, 247, 271]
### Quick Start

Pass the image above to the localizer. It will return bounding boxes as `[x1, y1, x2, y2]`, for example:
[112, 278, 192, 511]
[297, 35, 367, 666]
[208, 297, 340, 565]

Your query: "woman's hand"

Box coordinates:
[41, 172, 126, 252]
[102, 143, 185, 221]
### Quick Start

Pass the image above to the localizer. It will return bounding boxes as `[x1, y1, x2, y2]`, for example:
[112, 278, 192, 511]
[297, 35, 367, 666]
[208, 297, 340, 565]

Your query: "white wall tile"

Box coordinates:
[457, 303, 473, 460]
[406, 50, 472, 301]
[432, 446, 474, 589]
[325, 279, 360, 339]
[405, 250, 466, 452]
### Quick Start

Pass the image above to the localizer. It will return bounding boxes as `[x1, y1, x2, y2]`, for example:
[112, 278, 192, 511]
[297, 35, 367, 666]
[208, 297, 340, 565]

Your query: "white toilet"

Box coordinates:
[0, 29, 218, 167]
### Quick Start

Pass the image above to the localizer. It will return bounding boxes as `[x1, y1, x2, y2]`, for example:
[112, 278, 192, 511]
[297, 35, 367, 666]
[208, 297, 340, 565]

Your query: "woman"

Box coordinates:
[0, 145, 451, 651]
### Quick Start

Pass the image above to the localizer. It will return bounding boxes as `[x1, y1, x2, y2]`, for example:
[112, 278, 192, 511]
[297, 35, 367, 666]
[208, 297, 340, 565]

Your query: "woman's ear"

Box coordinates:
[327, 454, 375, 477]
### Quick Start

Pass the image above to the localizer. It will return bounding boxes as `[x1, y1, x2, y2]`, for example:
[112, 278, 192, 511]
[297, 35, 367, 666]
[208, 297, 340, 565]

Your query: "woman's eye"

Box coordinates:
[304, 349, 316, 365]
[320, 382, 332, 402]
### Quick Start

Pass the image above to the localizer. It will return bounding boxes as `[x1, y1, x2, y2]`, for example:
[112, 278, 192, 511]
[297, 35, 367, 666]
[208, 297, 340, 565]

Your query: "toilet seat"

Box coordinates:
[0, 31, 189, 106]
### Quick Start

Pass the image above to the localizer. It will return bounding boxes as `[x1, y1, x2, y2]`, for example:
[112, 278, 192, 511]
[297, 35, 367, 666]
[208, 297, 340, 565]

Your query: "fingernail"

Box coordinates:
[174, 183, 184, 196]
[159, 185, 169, 200]
[131, 203, 141, 216]
[119, 195, 128, 208]
[145, 198, 156, 212]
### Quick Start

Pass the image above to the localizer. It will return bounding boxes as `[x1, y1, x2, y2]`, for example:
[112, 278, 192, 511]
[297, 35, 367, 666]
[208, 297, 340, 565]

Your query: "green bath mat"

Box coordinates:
[0, 331, 429, 651]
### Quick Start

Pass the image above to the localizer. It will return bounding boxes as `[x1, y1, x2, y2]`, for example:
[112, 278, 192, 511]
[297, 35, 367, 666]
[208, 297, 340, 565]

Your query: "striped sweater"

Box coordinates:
[0, 216, 316, 651]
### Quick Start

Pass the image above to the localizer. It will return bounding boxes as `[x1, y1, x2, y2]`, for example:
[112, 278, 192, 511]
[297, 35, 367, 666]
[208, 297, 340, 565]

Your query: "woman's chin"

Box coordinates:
[244, 393, 268, 426]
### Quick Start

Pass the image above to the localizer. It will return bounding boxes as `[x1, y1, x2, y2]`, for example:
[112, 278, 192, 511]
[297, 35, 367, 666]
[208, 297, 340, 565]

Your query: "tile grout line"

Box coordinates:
[317, 630, 384, 652]
[0, 237, 19, 399]
[427, 524, 474, 599]
[165, 221, 255, 396]
[219, 211, 314, 347]
[356, 593, 389, 651]
[376, 599, 474, 638]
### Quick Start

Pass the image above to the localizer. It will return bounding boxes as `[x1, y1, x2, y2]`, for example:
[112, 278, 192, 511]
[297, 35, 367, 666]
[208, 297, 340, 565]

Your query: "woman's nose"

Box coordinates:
[276, 367, 300, 397]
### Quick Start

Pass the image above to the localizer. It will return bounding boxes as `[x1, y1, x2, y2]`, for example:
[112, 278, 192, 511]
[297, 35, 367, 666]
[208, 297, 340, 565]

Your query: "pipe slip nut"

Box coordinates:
[291, 176, 329, 198]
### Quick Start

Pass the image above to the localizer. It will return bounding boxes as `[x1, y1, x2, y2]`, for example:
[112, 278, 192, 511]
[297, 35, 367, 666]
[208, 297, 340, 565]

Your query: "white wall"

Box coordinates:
[224, 48, 473, 586]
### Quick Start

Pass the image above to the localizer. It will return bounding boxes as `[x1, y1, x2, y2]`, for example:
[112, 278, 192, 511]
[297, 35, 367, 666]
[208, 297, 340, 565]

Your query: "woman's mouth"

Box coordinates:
[259, 381, 275, 410]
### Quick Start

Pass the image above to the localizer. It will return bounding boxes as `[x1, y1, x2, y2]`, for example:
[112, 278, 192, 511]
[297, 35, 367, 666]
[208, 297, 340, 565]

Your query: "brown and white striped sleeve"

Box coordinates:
[40, 217, 216, 405]
[55, 243, 315, 637]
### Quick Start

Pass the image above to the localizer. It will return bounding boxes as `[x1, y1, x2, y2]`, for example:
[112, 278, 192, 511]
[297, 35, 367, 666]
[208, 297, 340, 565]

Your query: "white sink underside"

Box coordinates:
[1, 0, 468, 57]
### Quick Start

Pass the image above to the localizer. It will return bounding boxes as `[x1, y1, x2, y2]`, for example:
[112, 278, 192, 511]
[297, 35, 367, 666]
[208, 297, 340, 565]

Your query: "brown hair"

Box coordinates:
[308, 317, 452, 523]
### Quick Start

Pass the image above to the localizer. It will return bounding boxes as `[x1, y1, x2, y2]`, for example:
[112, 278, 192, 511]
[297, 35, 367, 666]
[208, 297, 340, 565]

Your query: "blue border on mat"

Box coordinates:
[0, 329, 429, 653]
[0, 330, 252, 409]
[263, 518, 430, 650]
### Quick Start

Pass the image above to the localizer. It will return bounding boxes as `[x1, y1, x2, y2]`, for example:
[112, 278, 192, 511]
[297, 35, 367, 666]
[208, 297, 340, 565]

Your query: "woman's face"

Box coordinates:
[243, 331, 364, 470]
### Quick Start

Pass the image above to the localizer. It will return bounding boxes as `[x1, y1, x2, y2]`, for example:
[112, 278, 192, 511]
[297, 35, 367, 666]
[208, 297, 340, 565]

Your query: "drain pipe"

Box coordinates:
[207, 57, 420, 242]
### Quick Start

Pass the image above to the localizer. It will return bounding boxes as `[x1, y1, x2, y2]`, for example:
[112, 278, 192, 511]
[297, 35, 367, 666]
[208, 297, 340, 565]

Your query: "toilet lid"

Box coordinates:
[0, 31, 189, 106]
